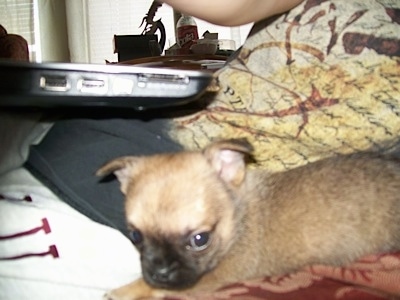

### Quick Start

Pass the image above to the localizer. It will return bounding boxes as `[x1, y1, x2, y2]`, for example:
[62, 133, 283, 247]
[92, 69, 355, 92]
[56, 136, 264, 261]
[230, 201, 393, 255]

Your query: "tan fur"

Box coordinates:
[96, 139, 400, 300]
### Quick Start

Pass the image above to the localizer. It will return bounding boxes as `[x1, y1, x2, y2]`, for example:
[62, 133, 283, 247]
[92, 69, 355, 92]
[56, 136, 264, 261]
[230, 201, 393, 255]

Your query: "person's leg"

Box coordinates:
[25, 116, 182, 237]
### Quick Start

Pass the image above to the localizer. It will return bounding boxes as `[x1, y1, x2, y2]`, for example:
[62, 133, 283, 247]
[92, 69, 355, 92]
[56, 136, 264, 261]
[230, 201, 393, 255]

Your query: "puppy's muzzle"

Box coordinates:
[151, 261, 179, 283]
[142, 253, 182, 288]
[141, 244, 201, 289]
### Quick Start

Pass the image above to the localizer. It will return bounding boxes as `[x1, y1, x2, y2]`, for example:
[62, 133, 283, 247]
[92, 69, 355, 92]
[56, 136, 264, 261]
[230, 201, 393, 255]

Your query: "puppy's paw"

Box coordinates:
[102, 291, 118, 300]
[103, 289, 145, 300]
[103, 290, 135, 300]
[103, 279, 164, 300]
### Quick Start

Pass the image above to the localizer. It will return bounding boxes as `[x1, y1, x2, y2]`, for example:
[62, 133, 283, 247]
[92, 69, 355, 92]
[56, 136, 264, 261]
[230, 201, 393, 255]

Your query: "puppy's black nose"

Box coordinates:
[155, 258, 179, 275]
[148, 256, 180, 283]
[142, 242, 183, 287]
[152, 265, 173, 282]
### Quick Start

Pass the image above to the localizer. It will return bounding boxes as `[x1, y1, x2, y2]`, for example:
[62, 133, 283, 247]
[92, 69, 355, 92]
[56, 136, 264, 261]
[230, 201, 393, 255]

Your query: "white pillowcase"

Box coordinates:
[0, 111, 52, 176]
[0, 167, 141, 300]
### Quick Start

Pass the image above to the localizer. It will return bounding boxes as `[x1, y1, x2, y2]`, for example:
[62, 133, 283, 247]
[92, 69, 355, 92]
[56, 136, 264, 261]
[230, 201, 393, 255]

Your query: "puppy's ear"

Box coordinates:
[203, 139, 254, 186]
[96, 157, 140, 194]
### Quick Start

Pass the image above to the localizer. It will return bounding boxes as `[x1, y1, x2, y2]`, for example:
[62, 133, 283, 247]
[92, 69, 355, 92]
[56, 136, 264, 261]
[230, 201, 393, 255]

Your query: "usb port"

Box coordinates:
[78, 78, 107, 94]
[40, 75, 70, 92]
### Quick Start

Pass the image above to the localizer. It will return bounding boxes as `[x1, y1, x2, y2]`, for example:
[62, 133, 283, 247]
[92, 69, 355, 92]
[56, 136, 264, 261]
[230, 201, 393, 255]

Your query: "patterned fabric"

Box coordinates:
[0, 168, 141, 300]
[165, 253, 400, 299]
[169, 0, 400, 173]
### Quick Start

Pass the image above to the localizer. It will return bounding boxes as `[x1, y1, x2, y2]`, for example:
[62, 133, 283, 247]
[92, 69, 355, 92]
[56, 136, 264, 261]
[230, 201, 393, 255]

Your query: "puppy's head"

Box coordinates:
[96, 139, 253, 289]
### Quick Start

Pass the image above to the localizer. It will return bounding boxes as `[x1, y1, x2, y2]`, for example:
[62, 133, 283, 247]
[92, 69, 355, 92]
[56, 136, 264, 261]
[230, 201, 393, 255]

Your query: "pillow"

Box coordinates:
[169, 0, 400, 173]
[0, 111, 52, 176]
[0, 167, 140, 300]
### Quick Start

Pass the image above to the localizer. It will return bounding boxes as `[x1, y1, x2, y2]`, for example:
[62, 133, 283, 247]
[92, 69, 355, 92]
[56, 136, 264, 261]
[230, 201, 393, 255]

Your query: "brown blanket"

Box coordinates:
[167, 252, 400, 299]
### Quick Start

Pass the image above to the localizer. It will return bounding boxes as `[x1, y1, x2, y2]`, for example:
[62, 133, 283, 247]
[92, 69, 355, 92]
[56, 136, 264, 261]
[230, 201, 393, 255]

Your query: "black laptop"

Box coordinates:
[0, 60, 213, 110]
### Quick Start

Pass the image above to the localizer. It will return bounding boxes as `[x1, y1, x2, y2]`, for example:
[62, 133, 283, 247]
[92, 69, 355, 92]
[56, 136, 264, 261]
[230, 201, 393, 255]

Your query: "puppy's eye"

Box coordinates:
[129, 229, 143, 245]
[188, 232, 211, 251]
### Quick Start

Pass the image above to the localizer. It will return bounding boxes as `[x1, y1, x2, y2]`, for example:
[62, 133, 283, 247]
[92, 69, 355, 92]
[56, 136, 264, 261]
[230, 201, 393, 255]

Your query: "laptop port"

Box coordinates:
[137, 73, 189, 88]
[40, 75, 70, 92]
[78, 78, 107, 94]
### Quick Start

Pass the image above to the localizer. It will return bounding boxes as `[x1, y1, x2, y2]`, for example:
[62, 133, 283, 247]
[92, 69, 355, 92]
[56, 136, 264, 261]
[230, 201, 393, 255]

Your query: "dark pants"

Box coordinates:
[26, 114, 182, 237]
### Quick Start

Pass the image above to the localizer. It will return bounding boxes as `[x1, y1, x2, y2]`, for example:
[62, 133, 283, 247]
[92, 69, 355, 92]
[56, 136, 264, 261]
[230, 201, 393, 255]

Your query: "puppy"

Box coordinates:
[96, 139, 400, 300]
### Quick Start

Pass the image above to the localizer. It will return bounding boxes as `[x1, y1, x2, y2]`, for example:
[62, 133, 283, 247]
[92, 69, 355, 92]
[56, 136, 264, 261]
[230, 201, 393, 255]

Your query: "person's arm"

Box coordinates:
[160, 0, 304, 26]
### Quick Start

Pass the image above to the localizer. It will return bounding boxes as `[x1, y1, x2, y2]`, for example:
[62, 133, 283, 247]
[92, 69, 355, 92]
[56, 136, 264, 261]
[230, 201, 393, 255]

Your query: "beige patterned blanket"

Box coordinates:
[170, 0, 400, 172]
